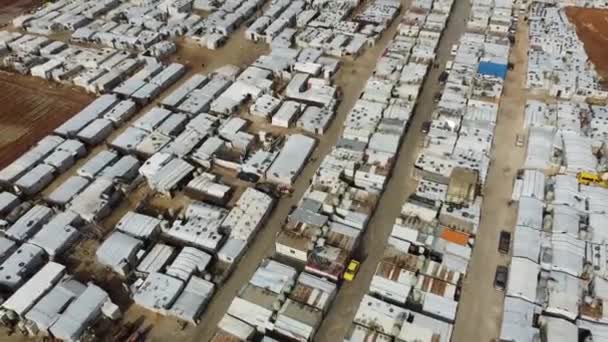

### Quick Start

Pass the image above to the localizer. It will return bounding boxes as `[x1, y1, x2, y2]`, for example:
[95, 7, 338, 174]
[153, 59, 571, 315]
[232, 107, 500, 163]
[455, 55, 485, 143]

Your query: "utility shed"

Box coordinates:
[166, 247, 212, 281]
[77, 150, 119, 179]
[96, 231, 143, 276]
[185, 173, 232, 204]
[115, 211, 161, 240]
[25, 277, 86, 335]
[516, 170, 545, 201]
[0, 135, 63, 184]
[0, 191, 20, 215]
[0, 243, 45, 290]
[99, 155, 140, 182]
[29, 212, 78, 255]
[516, 197, 544, 231]
[216, 314, 255, 341]
[500, 297, 540, 342]
[169, 276, 215, 323]
[354, 295, 407, 336]
[136, 244, 175, 275]
[272, 101, 301, 128]
[6, 205, 53, 242]
[289, 272, 337, 313]
[162, 128, 205, 157]
[103, 100, 137, 126]
[344, 323, 392, 342]
[68, 178, 119, 222]
[250, 94, 281, 118]
[507, 257, 541, 304]
[156, 113, 188, 137]
[139, 152, 173, 179]
[133, 272, 184, 313]
[43, 149, 74, 173]
[446, 167, 478, 204]
[1, 262, 65, 318]
[148, 158, 195, 195]
[14, 163, 55, 196]
[132, 107, 172, 133]
[109, 126, 148, 153]
[76, 118, 113, 145]
[45, 176, 90, 207]
[266, 134, 316, 186]
[56, 139, 86, 158]
[0, 237, 16, 264]
[227, 296, 273, 332]
[297, 105, 335, 134]
[217, 238, 247, 265]
[49, 284, 110, 342]
[222, 188, 274, 242]
[55, 94, 119, 137]
[161, 74, 208, 109]
[177, 89, 213, 115]
[274, 299, 323, 342]
[397, 310, 454, 342]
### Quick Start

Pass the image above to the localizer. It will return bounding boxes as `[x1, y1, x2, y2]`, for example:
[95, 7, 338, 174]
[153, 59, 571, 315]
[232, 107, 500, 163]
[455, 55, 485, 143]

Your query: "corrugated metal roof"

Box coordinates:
[136, 243, 175, 275]
[166, 247, 212, 281]
[6, 205, 53, 242]
[46, 176, 90, 206]
[25, 277, 86, 333]
[50, 284, 109, 341]
[507, 257, 540, 304]
[2, 262, 65, 316]
[77, 150, 119, 179]
[169, 276, 214, 323]
[0, 242, 45, 290]
[133, 272, 184, 311]
[115, 211, 161, 240]
[96, 231, 142, 270]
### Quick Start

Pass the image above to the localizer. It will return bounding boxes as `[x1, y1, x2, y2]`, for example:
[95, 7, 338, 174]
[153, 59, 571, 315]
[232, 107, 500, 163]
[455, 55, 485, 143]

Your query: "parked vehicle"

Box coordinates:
[421, 121, 432, 134]
[343, 260, 360, 281]
[450, 44, 458, 56]
[515, 133, 525, 147]
[494, 265, 508, 291]
[577, 171, 608, 189]
[499, 230, 511, 254]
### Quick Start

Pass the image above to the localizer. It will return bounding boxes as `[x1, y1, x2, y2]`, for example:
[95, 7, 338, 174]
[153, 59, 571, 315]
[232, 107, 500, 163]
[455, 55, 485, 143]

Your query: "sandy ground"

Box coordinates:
[0, 72, 93, 169]
[451, 16, 529, 342]
[565, 7, 608, 82]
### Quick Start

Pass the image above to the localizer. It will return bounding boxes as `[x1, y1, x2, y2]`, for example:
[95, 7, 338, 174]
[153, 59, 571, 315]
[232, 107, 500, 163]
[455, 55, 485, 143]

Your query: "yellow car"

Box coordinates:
[343, 260, 360, 281]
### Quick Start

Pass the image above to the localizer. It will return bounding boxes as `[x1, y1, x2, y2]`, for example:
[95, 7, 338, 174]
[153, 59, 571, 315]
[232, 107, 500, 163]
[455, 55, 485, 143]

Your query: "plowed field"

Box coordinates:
[0, 72, 93, 168]
[566, 7, 608, 81]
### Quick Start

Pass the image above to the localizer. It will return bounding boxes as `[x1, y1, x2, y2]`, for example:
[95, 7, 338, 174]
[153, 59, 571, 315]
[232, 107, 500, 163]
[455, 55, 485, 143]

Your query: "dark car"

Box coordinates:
[494, 265, 508, 291]
[421, 121, 432, 134]
[499, 230, 511, 254]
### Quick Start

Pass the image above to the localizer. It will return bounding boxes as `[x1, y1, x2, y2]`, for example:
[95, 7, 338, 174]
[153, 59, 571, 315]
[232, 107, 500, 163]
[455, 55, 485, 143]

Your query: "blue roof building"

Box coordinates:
[478, 61, 508, 80]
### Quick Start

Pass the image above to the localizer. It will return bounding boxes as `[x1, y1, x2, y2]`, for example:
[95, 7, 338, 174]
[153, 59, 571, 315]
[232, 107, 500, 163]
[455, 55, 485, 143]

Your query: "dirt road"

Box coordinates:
[451, 17, 529, 342]
[314, 1, 472, 341]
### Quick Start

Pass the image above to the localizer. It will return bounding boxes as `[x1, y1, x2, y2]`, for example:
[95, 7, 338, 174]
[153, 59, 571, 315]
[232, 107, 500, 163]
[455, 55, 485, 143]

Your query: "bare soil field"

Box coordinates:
[0, 0, 40, 25]
[566, 7, 608, 81]
[0, 72, 93, 169]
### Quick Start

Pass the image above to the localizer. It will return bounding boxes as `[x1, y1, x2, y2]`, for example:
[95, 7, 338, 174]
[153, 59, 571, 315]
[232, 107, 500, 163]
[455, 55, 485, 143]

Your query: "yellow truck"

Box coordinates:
[577, 172, 608, 188]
